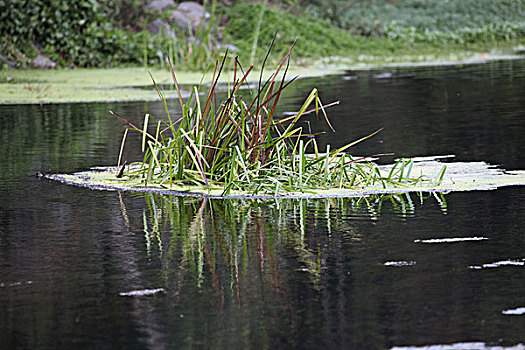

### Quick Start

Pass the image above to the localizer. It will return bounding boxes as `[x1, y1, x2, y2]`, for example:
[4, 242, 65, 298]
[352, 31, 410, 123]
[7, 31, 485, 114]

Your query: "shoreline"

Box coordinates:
[1, 48, 524, 105]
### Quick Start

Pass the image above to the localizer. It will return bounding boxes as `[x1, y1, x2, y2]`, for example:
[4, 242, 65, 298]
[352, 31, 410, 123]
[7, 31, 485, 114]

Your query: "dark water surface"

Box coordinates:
[1, 59, 524, 349]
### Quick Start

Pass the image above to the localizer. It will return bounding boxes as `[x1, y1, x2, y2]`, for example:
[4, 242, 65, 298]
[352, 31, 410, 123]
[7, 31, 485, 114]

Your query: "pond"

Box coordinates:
[1, 59, 524, 349]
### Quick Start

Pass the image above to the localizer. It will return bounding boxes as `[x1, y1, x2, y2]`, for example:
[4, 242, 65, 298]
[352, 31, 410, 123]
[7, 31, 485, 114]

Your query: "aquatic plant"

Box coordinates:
[112, 41, 428, 196]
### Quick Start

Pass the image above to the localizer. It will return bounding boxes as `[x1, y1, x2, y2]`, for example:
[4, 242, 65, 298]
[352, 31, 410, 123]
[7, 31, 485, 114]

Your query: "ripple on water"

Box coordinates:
[0, 281, 34, 288]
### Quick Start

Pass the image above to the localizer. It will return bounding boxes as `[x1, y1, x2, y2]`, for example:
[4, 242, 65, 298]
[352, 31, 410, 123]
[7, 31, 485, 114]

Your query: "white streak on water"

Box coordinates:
[409, 155, 456, 162]
[391, 342, 525, 350]
[383, 261, 416, 267]
[119, 288, 165, 297]
[502, 307, 525, 315]
[0, 281, 34, 288]
[469, 260, 524, 269]
[295, 268, 311, 272]
[414, 237, 488, 243]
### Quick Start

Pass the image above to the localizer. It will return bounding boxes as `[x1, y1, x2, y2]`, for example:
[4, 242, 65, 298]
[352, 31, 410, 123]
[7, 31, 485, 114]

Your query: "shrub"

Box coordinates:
[224, 2, 358, 62]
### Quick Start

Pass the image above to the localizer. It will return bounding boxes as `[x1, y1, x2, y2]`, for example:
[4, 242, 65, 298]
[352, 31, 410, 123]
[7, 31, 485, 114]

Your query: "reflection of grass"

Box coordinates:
[0, 103, 116, 177]
[127, 192, 446, 302]
[115, 45, 433, 196]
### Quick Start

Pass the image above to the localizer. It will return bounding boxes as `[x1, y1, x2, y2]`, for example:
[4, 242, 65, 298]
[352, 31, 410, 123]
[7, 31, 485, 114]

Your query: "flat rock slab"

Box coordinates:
[44, 157, 525, 199]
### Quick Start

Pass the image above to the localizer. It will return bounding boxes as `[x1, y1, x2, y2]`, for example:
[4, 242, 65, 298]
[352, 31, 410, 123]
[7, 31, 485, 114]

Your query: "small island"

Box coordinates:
[45, 46, 525, 198]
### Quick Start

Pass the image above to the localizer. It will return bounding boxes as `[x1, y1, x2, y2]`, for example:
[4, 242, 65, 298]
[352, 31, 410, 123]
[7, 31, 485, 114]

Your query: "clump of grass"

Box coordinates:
[112, 41, 428, 196]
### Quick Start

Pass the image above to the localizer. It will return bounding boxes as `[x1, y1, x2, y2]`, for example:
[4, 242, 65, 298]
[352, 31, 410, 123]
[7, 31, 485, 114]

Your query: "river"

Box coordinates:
[1, 59, 524, 349]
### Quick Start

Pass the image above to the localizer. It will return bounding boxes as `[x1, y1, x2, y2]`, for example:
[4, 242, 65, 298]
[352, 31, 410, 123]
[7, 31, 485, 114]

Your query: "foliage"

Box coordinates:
[113, 46, 430, 196]
[1, 0, 523, 69]
[0, 0, 109, 66]
[167, 1, 222, 71]
[385, 22, 525, 45]
[223, 2, 358, 62]
[301, 0, 525, 44]
[0, 0, 221, 69]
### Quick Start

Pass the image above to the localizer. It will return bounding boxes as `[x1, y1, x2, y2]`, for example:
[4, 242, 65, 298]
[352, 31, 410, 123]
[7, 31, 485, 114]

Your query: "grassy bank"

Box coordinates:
[224, 0, 525, 66]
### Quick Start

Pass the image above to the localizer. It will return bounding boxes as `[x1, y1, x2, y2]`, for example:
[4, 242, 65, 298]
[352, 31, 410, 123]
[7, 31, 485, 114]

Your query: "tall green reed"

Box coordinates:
[113, 40, 427, 196]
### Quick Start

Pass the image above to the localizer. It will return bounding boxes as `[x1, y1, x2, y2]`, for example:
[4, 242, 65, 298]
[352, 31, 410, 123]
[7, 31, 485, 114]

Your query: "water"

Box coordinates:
[1, 59, 524, 349]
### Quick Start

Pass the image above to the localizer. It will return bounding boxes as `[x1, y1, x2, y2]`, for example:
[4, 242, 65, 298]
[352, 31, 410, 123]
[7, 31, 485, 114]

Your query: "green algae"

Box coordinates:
[0, 66, 342, 105]
[0, 68, 208, 104]
[45, 157, 525, 199]
[2, 49, 523, 105]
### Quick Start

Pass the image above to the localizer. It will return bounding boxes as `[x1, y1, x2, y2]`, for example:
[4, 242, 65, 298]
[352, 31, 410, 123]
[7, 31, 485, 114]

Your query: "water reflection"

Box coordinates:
[107, 190, 525, 349]
[122, 193, 447, 302]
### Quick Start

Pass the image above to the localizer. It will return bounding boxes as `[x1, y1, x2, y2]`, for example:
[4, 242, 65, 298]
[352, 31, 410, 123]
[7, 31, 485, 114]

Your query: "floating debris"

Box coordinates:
[414, 237, 489, 244]
[383, 261, 416, 267]
[119, 288, 165, 297]
[502, 307, 525, 315]
[44, 159, 525, 199]
[469, 260, 524, 269]
[391, 342, 525, 350]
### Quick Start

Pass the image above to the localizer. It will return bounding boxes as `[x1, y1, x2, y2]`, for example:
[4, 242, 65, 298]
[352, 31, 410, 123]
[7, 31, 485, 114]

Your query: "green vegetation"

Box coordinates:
[0, 0, 131, 67]
[47, 153, 525, 197]
[109, 46, 435, 196]
[0, 67, 212, 104]
[0, 64, 349, 104]
[0, 0, 217, 68]
[224, 2, 361, 61]
[1, 0, 524, 70]
[225, 0, 525, 65]
[303, 0, 525, 41]
[42, 48, 525, 198]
